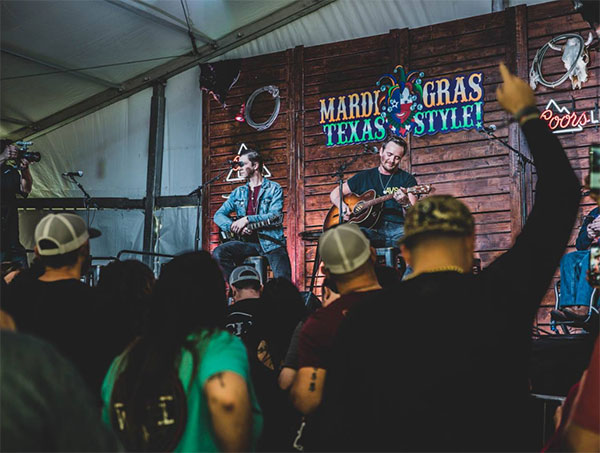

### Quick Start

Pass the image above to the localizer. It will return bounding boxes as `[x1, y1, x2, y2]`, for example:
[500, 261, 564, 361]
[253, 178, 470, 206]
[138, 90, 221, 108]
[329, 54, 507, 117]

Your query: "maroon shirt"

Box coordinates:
[297, 289, 381, 369]
[246, 185, 261, 216]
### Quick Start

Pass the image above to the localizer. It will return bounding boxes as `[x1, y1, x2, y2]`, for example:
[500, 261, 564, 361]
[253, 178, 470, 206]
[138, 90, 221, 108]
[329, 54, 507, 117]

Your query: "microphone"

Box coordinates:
[226, 159, 241, 168]
[478, 124, 497, 133]
[62, 171, 83, 177]
[362, 144, 379, 154]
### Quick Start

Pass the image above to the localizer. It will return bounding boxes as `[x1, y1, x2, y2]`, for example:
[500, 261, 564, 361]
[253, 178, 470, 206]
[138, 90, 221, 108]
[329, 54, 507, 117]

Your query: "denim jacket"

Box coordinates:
[214, 178, 286, 253]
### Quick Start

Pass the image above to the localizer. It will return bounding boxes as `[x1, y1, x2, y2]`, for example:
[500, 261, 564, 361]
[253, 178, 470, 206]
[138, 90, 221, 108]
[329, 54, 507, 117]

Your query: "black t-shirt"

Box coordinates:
[225, 297, 265, 352]
[318, 119, 582, 452]
[0, 164, 26, 250]
[2, 276, 119, 397]
[347, 167, 417, 224]
[225, 297, 297, 451]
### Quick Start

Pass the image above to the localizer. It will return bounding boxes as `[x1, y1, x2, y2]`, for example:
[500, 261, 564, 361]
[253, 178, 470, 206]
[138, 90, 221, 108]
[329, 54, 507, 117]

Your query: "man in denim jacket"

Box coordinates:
[213, 148, 292, 281]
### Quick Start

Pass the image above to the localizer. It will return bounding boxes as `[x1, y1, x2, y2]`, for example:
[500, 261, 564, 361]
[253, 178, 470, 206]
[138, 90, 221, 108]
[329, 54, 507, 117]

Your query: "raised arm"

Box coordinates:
[483, 63, 580, 312]
[205, 371, 252, 452]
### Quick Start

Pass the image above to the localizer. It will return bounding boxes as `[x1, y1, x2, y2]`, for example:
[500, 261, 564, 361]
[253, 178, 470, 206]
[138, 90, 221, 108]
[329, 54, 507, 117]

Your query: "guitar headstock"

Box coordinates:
[408, 184, 433, 195]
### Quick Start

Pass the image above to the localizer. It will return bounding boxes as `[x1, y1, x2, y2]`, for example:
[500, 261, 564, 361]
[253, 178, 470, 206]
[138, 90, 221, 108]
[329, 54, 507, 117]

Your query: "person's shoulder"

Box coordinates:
[591, 207, 600, 217]
[203, 329, 245, 351]
[50, 278, 96, 295]
[1, 331, 74, 374]
[228, 298, 262, 314]
[229, 184, 246, 197]
[264, 178, 281, 190]
[396, 168, 416, 181]
[301, 308, 325, 334]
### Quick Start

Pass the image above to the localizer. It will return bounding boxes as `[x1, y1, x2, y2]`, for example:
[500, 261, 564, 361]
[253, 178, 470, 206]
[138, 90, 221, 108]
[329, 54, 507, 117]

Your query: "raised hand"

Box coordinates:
[496, 62, 536, 116]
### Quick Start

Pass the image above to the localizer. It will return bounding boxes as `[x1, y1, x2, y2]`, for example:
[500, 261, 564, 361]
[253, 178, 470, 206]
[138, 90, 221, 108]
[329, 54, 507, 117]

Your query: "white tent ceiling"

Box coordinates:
[1, 0, 553, 140]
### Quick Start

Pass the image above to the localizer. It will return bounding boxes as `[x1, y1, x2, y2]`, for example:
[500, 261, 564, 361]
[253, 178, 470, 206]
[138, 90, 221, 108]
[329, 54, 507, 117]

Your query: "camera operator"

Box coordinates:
[1, 139, 34, 268]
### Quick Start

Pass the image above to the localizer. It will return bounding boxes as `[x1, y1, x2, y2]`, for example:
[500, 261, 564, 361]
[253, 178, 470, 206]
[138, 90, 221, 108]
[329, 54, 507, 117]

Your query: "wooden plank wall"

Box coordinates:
[526, 0, 600, 325]
[202, 51, 293, 260]
[202, 0, 599, 319]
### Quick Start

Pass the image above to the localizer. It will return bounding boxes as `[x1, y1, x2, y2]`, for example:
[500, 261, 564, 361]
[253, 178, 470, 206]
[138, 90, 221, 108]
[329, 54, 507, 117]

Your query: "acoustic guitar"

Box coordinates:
[323, 184, 432, 231]
[220, 214, 283, 243]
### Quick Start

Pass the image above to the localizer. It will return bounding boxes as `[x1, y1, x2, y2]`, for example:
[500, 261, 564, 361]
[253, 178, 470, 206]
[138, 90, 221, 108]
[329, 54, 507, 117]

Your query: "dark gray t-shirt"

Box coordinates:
[347, 167, 417, 224]
[1, 331, 122, 452]
[282, 320, 304, 369]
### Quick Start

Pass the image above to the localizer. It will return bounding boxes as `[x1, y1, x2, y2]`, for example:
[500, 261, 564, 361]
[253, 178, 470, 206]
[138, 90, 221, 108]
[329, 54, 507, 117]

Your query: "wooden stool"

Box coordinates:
[243, 256, 268, 284]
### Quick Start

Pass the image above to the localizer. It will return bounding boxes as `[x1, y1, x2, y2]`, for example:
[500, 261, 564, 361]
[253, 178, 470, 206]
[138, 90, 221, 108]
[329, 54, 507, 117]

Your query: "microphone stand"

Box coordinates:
[64, 174, 95, 227]
[477, 126, 533, 226]
[188, 167, 231, 252]
[330, 144, 375, 225]
[306, 144, 376, 294]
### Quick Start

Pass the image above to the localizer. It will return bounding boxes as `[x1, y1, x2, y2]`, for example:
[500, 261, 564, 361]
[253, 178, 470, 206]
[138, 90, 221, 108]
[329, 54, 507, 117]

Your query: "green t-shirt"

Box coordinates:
[101, 330, 263, 452]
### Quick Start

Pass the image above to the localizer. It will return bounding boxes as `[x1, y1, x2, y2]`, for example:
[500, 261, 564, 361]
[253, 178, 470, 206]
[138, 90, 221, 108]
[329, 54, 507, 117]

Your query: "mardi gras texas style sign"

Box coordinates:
[319, 65, 485, 146]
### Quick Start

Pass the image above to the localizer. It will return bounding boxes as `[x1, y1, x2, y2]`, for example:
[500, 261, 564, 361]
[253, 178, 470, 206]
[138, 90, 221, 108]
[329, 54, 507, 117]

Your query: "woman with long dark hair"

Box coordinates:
[101, 251, 263, 452]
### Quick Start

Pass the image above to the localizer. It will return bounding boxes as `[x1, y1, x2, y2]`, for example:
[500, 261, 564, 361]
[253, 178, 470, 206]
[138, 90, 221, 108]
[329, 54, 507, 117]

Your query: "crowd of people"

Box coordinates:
[1, 65, 598, 452]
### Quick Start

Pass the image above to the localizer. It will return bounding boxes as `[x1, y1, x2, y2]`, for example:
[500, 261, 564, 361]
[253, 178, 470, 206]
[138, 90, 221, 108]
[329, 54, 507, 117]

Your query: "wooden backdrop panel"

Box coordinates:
[202, 0, 599, 314]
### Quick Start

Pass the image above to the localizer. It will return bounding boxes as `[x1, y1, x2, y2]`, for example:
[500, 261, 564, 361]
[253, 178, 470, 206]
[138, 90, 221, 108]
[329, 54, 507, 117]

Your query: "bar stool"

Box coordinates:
[243, 256, 268, 284]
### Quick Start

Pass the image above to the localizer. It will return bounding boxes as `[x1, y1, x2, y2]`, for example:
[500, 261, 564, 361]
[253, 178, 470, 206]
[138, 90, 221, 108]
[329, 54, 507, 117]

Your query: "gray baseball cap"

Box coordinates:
[319, 223, 371, 275]
[229, 265, 262, 286]
[34, 213, 101, 256]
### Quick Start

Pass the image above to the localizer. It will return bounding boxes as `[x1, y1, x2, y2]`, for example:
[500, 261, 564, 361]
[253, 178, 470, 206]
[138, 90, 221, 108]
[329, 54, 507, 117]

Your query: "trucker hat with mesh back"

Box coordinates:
[229, 265, 262, 286]
[318, 223, 371, 275]
[34, 213, 101, 256]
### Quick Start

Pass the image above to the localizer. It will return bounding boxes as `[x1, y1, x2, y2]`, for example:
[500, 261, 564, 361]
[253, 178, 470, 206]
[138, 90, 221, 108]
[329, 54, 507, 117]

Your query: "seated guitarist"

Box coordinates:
[329, 135, 418, 247]
[213, 147, 292, 281]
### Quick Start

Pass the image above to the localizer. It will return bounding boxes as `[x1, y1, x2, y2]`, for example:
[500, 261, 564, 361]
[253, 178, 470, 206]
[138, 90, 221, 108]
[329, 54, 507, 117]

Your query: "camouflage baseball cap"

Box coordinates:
[400, 195, 474, 244]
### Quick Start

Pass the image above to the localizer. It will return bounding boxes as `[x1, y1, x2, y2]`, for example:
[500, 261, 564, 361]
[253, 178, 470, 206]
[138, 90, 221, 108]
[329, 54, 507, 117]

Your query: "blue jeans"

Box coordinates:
[360, 221, 404, 248]
[559, 250, 594, 307]
[212, 241, 292, 282]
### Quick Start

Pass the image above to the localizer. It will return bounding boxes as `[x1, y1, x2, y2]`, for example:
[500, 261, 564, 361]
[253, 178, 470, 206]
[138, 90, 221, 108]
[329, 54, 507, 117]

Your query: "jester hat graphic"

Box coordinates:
[377, 65, 425, 138]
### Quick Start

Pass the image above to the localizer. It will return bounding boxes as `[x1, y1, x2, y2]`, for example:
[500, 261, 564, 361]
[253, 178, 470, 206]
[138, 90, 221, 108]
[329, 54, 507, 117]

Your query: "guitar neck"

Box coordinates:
[248, 216, 279, 231]
[357, 185, 426, 210]
[359, 192, 395, 209]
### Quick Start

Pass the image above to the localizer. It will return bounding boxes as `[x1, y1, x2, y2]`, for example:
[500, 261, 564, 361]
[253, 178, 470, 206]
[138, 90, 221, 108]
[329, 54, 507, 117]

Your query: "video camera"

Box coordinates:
[14, 141, 41, 163]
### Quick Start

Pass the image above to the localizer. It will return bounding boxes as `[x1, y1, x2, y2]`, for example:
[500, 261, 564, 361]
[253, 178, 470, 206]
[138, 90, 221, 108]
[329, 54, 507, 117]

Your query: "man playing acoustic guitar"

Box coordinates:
[328, 135, 418, 247]
[213, 147, 292, 281]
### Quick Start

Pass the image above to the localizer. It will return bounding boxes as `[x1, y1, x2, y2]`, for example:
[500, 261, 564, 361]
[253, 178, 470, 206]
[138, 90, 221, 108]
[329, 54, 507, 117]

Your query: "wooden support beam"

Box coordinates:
[289, 45, 305, 286]
[506, 5, 531, 241]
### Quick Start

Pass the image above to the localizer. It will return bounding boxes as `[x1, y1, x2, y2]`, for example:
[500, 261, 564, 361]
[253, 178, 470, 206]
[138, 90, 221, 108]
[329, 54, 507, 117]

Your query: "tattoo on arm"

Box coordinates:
[308, 368, 318, 392]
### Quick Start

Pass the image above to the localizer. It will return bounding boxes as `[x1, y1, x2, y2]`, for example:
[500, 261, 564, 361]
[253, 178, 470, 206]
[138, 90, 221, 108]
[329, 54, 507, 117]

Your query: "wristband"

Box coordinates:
[514, 105, 539, 122]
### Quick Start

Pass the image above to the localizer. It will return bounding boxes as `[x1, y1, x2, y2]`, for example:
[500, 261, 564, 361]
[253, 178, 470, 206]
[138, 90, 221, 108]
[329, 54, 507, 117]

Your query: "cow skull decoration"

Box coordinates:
[530, 32, 593, 90]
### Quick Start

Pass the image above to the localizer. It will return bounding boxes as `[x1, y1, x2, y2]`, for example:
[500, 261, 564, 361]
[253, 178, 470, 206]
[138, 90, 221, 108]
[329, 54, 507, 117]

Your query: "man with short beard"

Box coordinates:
[329, 135, 418, 247]
[214, 147, 292, 281]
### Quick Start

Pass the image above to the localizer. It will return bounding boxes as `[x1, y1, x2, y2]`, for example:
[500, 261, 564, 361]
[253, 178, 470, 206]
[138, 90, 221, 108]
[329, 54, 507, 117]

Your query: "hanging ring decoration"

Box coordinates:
[529, 33, 587, 90]
[244, 85, 280, 131]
